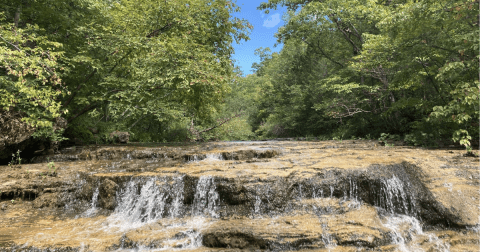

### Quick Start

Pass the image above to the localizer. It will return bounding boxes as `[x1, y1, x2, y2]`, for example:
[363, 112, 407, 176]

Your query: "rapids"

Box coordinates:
[0, 140, 479, 251]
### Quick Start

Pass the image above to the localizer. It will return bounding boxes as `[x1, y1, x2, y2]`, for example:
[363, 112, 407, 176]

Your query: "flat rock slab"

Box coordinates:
[0, 140, 479, 251]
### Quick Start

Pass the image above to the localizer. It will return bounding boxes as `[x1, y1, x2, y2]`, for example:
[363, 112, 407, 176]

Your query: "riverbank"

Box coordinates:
[1, 141, 479, 251]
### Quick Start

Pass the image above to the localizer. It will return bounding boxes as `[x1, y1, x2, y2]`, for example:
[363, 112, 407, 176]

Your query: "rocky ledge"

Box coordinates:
[0, 141, 478, 251]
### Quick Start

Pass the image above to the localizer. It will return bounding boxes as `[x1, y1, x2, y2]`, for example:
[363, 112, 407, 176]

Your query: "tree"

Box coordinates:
[255, 0, 478, 147]
[1, 0, 251, 144]
[0, 1, 70, 140]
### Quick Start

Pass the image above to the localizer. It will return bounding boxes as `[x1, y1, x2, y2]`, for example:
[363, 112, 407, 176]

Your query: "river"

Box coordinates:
[0, 140, 479, 251]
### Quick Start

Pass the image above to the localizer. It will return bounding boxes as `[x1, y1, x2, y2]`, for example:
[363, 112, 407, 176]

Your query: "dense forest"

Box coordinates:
[239, 0, 479, 151]
[0, 0, 478, 154]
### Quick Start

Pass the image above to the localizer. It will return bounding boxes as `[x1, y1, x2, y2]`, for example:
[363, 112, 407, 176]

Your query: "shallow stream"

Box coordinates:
[0, 141, 479, 251]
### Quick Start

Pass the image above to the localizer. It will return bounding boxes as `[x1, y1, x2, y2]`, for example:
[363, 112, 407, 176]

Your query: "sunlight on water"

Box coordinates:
[81, 176, 220, 250]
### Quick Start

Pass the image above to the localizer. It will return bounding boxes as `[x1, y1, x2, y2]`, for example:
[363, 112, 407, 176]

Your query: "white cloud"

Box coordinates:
[263, 13, 281, 28]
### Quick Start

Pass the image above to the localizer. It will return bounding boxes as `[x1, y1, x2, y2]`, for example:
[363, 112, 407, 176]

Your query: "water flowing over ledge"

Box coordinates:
[0, 140, 479, 251]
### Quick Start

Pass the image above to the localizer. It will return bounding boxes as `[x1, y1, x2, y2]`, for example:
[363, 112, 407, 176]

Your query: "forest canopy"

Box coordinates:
[1, 0, 251, 143]
[241, 0, 478, 150]
[0, 0, 478, 152]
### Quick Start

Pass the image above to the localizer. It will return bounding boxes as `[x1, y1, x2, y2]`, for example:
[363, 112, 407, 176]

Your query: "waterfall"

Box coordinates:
[84, 186, 99, 217]
[377, 175, 414, 215]
[320, 223, 337, 248]
[87, 175, 217, 250]
[381, 213, 450, 252]
[205, 153, 224, 161]
[9, 142, 475, 251]
[107, 176, 185, 230]
[193, 176, 219, 218]
[187, 153, 223, 162]
[349, 178, 358, 201]
[382, 214, 423, 251]
[254, 195, 262, 214]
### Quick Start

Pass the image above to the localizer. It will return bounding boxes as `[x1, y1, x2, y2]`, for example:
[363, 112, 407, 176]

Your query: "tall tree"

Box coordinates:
[1, 0, 251, 142]
[256, 0, 478, 147]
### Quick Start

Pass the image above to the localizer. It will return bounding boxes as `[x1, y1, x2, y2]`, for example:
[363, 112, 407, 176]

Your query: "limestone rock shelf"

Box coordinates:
[0, 141, 479, 251]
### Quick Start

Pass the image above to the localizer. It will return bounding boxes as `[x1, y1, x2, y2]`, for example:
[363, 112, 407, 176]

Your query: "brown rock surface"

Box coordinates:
[0, 109, 36, 160]
[109, 131, 130, 143]
[0, 141, 478, 251]
[98, 178, 119, 210]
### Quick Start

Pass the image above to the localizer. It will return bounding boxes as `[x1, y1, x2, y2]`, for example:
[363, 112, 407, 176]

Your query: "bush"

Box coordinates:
[209, 117, 254, 141]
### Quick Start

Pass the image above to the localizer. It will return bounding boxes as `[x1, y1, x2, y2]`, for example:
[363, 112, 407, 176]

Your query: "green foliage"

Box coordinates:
[378, 133, 401, 142]
[0, 8, 67, 138]
[8, 150, 22, 168]
[209, 117, 254, 141]
[47, 160, 56, 175]
[2, 0, 476, 147]
[0, 0, 251, 145]
[251, 0, 479, 150]
[63, 118, 96, 144]
[255, 114, 290, 138]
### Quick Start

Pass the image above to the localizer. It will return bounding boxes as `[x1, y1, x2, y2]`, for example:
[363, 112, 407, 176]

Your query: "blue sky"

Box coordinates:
[231, 0, 287, 75]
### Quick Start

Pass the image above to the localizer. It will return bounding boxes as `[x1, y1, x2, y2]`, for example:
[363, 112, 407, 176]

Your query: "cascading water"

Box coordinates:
[83, 187, 99, 217]
[187, 153, 224, 163]
[382, 214, 424, 251]
[205, 153, 224, 161]
[2, 141, 477, 251]
[111, 176, 185, 228]
[375, 175, 415, 215]
[192, 176, 219, 218]
[80, 175, 221, 250]
[381, 213, 451, 252]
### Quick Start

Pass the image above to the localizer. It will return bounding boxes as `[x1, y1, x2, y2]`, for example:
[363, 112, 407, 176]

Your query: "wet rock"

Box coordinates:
[109, 131, 130, 143]
[33, 193, 59, 208]
[0, 109, 36, 161]
[1, 141, 479, 251]
[0, 112, 68, 164]
[328, 206, 390, 248]
[202, 232, 267, 249]
[99, 179, 119, 210]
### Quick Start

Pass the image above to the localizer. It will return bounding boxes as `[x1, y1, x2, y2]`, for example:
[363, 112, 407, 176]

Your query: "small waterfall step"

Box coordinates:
[1, 141, 478, 251]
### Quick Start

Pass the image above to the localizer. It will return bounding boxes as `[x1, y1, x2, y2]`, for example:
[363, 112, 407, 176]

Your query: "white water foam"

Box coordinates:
[378, 175, 413, 215]
[82, 175, 220, 250]
[254, 195, 262, 214]
[381, 213, 450, 252]
[204, 153, 224, 161]
[382, 214, 423, 251]
[188, 153, 224, 162]
[193, 176, 219, 218]
[102, 176, 185, 231]
[83, 187, 99, 217]
[320, 222, 337, 249]
[112, 217, 207, 251]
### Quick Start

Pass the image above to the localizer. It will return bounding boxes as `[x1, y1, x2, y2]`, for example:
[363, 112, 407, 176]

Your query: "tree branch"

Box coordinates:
[331, 16, 361, 55]
[0, 34, 56, 75]
[188, 111, 244, 141]
[67, 102, 100, 123]
[63, 69, 97, 107]
[129, 115, 147, 129]
[147, 22, 174, 38]
[301, 38, 344, 68]
[14, 6, 20, 47]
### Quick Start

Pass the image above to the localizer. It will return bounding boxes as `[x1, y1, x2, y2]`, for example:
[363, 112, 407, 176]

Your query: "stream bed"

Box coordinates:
[0, 140, 479, 251]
